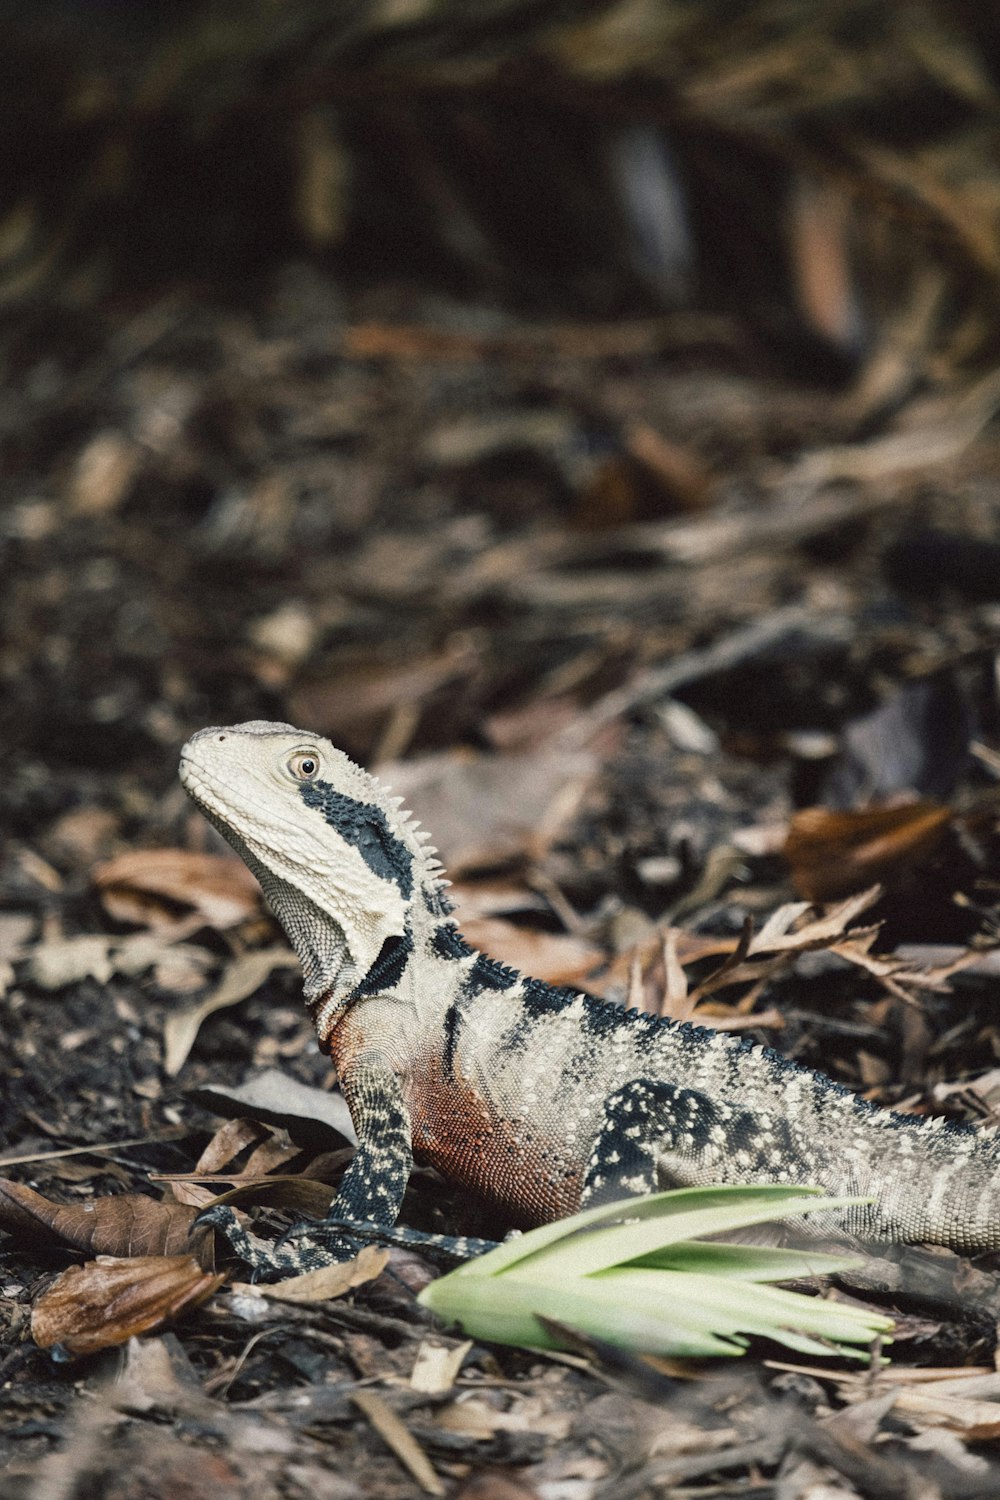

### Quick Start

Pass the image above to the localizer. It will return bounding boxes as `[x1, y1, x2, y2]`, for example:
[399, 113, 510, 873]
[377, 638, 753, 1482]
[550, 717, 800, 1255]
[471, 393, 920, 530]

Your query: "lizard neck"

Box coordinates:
[271, 862, 452, 1041]
[197, 780, 453, 1013]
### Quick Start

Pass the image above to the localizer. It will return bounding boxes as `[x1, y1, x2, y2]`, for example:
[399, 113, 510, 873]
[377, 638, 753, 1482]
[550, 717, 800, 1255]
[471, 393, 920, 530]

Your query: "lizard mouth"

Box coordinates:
[178, 754, 222, 809]
[179, 754, 298, 841]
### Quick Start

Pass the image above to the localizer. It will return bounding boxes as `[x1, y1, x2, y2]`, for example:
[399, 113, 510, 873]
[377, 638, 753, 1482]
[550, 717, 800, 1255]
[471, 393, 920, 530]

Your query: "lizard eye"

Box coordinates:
[288, 751, 320, 781]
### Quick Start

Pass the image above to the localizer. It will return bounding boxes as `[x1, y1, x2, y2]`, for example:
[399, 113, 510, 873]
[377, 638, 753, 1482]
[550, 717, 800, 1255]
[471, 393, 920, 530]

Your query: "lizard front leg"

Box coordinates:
[196, 1063, 414, 1280]
[306, 1061, 414, 1239]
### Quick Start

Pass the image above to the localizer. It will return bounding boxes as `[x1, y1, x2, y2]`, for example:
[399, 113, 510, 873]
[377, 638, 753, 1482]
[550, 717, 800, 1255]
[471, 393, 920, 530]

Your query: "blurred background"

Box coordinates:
[5, 0, 1000, 992]
[10, 1, 1000, 1462]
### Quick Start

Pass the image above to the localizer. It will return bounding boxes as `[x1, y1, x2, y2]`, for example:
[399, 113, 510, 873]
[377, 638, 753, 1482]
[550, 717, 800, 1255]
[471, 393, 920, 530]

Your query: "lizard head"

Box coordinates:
[179, 721, 433, 1006]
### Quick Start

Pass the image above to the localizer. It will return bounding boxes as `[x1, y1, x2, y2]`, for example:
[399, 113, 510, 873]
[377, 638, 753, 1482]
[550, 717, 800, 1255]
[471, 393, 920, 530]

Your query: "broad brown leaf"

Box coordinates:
[31, 1254, 225, 1357]
[162, 947, 298, 1075]
[0, 1180, 199, 1258]
[93, 849, 262, 930]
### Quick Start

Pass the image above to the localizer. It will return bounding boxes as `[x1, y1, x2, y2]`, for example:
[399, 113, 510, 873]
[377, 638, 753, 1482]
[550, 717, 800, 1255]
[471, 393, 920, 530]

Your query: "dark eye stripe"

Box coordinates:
[299, 780, 414, 897]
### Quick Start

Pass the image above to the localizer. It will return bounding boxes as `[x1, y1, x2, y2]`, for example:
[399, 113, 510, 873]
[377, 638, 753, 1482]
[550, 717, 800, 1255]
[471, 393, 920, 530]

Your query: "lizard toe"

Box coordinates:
[193, 1203, 310, 1281]
[275, 1218, 362, 1264]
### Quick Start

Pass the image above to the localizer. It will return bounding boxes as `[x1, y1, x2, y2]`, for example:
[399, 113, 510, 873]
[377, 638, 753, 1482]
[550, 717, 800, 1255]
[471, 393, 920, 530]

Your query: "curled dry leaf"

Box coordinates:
[0, 1179, 200, 1259]
[196, 1117, 271, 1175]
[748, 886, 882, 952]
[31, 1254, 225, 1357]
[206, 1175, 334, 1218]
[235, 1242, 389, 1303]
[93, 849, 263, 930]
[784, 802, 952, 901]
[163, 947, 298, 1076]
[597, 890, 895, 1020]
[164, 1118, 270, 1208]
[188, 1068, 358, 1150]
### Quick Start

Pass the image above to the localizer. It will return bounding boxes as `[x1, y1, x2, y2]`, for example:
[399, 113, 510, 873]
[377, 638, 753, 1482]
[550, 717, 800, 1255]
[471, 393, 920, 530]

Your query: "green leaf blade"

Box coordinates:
[418, 1185, 892, 1363]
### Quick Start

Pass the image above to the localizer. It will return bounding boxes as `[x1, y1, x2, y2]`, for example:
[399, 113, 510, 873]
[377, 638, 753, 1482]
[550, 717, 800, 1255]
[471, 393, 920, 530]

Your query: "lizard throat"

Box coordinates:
[308, 988, 348, 1050]
[248, 863, 359, 1005]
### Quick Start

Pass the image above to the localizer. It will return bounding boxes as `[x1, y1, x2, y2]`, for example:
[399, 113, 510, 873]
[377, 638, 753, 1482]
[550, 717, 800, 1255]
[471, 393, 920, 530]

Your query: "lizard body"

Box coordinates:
[180, 720, 1000, 1275]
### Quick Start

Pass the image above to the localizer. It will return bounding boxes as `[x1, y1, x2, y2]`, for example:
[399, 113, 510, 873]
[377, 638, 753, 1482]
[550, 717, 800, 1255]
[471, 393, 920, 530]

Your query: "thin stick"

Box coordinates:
[0, 1129, 186, 1170]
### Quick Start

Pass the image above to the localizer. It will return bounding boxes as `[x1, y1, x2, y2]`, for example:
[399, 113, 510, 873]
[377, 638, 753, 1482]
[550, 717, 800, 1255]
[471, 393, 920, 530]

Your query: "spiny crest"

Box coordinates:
[321, 749, 449, 895]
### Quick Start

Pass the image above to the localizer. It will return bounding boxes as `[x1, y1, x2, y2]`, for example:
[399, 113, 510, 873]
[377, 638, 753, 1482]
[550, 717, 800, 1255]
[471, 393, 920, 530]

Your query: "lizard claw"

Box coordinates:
[192, 1203, 319, 1281]
[274, 1218, 362, 1264]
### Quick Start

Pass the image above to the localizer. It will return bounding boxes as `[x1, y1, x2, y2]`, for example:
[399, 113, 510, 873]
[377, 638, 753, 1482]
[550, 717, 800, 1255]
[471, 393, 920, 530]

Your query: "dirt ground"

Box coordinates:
[7, 42, 1000, 1487]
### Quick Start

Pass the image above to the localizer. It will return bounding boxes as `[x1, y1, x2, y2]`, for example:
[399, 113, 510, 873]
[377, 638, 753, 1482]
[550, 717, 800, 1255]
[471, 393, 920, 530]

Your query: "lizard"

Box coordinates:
[179, 719, 1000, 1277]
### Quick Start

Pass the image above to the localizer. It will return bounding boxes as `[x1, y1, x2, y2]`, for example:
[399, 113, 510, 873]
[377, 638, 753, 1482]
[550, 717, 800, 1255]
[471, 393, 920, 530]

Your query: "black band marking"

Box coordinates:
[301, 781, 414, 897]
[432, 923, 473, 962]
[353, 931, 414, 998]
[442, 998, 463, 1079]
[468, 952, 519, 994]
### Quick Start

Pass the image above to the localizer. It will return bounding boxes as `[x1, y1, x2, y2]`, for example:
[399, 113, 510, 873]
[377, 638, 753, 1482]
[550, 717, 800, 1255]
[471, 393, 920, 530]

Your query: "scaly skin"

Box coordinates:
[179, 720, 1000, 1276]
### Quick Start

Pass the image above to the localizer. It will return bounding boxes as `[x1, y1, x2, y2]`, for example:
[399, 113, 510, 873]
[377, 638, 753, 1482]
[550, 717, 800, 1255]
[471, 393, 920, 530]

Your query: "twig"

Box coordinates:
[0, 1128, 187, 1170]
[558, 606, 851, 749]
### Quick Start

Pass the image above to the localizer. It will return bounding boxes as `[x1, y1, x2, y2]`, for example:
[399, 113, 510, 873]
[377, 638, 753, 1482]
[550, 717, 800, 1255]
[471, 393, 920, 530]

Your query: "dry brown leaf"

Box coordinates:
[435, 1395, 571, 1440]
[69, 431, 140, 516]
[890, 1385, 1000, 1440]
[381, 748, 597, 874]
[0, 1179, 200, 1258]
[93, 849, 263, 930]
[447, 881, 550, 921]
[27, 934, 117, 989]
[45, 806, 121, 865]
[163, 1119, 270, 1208]
[627, 421, 714, 512]
[461, 917, 602, 986]
[595, 927, 737, 1003]
[242, 1134, 301, 1178]
[597, 890, 898, 1022]
[163, 947, 298, 1076]
[788, 174, 858, 352]
[352, 1388, 444, 1497]
[785, 802, 952, 901]
[660, 928, 693, 1018]
[25, 928, 215, 992]
[195, 1118, 270, 1176]
[287, 637, 478, 751]
[31, 1254, 225, 1357]
[238, 1242, 388, 1304]
[749, 887, 882, 952]
[206, 1175, 334, 1218]
[482, 696, 583, 753]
